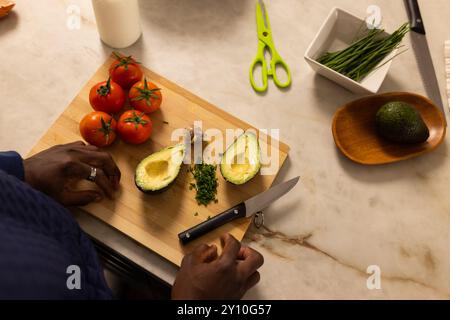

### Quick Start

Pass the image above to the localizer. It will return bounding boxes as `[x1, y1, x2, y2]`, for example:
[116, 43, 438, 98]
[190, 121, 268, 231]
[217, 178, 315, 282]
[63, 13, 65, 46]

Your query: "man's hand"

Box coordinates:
[24, 141, 121, 206]
[172, 234, 264, 300]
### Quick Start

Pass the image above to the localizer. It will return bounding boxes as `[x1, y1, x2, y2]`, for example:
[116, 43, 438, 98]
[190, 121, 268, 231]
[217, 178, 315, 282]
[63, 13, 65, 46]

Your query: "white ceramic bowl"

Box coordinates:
[304, 7, 398, 94]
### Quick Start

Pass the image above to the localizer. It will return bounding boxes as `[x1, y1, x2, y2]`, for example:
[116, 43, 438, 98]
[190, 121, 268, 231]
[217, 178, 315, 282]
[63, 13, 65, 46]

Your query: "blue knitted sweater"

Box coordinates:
[0, 152, 112, 299]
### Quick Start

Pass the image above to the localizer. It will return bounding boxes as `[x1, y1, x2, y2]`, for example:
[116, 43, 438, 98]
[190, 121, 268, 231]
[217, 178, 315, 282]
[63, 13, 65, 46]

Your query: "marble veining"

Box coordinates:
[246, 226, 450, 298]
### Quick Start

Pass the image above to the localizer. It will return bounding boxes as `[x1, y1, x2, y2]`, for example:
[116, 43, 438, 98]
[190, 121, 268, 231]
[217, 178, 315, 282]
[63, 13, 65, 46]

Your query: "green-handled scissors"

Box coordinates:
[250, 0, 292, 93]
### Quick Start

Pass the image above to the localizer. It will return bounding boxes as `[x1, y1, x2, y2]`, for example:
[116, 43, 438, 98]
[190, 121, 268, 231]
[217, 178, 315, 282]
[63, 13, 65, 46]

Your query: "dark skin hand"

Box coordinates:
[172, 234, 264, 300]
[23, 143, 263, 299]
[23, 141, 121, 206]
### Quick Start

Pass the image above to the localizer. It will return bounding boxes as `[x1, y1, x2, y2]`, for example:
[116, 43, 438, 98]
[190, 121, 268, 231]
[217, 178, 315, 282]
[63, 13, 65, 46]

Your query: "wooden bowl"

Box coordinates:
[0, 0, 15, 18]
[332, 92, 447, 165]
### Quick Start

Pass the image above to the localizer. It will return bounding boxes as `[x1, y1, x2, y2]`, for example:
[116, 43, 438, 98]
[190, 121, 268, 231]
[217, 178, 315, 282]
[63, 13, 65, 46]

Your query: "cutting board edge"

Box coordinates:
[27, 54, 292, 267]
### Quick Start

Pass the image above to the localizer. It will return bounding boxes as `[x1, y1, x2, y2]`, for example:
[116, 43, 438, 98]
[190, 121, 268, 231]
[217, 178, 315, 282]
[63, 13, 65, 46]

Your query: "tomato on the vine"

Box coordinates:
[79, 111, 117, 147]
[109, 52, 143, 89]
[89, 77, 125, 114]
[129, 79, 162, 114]
[117, 110, 153, 145]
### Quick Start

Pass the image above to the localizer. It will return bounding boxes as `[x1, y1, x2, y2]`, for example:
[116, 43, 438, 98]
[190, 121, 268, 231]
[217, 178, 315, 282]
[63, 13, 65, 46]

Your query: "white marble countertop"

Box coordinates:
[2, 0, 450, 299]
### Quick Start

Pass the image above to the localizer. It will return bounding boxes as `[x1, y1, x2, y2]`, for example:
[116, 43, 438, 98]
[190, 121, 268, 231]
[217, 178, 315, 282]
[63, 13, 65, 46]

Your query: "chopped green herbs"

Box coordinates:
[194, 212, 199, 217]
[317, 23, 409, 82]
[189, 164, 218, 206]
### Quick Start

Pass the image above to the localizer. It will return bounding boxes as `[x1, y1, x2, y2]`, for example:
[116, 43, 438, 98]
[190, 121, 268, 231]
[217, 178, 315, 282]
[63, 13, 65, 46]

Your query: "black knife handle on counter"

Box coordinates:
[404, 0, 425, 34]
[178, 203, 246, 245]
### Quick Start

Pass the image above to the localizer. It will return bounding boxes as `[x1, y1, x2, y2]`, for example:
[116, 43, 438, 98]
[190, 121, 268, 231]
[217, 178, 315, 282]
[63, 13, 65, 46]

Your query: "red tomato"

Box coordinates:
[79, 111, 117, 147]
[129, 79, 162, 113]
[109, 52, 143, 89]
[117, 110, 153, 145]
[89, 77, 125, 114]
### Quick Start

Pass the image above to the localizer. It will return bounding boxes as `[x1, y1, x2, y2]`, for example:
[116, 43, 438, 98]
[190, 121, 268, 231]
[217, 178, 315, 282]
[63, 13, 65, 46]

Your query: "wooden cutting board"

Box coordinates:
[28, 55, 290, 266]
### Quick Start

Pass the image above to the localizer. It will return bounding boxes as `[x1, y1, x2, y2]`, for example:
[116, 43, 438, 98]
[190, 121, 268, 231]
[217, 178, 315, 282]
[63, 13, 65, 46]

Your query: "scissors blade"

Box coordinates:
[258, 0, 268, 29]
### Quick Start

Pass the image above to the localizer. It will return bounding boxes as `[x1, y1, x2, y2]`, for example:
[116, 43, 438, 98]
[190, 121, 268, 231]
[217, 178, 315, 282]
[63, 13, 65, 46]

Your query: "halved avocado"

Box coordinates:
[220, 133, 261, 185]
[135, 143, 186, 193]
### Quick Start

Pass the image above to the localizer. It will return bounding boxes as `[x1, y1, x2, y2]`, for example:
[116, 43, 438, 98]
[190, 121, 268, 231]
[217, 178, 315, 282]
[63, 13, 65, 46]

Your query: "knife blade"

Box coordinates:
[178, 176, 300, 244]
[404, 0, 447, 125]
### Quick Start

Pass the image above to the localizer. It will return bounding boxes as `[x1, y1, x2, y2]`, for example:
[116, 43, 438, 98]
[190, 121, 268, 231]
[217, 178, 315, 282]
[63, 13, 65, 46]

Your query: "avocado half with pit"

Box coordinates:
[220, 133, 261, 185]
[135, 143, 186, 193]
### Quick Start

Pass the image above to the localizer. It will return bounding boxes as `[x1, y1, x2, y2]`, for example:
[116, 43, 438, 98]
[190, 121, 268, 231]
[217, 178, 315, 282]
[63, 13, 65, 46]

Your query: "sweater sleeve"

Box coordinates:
[0, 151, 25, 181]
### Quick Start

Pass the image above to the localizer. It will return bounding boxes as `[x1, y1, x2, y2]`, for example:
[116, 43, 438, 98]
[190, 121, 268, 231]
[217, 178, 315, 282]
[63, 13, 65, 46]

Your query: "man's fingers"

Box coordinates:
[82, 144, 101, 152]
[60, 190, 102, 207]
[237, 246, 264, 278]
[219, 234, 241, 265]
[66, 161, 116, 199]
[69, 147, 121, 189]
[237, 247, 247, 260]
[88, 151, 121, 182]
[92, 167, 116, 199]
[66, 141, 86, 147]
[203, 244, 218, 263]
[244, 272, 261, 292]
[192, 244, 218, 263]
[237, 246, 262, 260]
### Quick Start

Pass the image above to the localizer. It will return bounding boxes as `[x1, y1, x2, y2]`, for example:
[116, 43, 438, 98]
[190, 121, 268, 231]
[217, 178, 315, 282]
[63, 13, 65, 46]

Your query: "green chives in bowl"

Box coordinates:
[317, 23, 410, 82]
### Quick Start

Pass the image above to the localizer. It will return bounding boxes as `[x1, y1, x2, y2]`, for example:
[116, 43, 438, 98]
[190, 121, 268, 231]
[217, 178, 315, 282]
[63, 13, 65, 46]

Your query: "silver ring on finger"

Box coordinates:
[87, 167, 97, 182]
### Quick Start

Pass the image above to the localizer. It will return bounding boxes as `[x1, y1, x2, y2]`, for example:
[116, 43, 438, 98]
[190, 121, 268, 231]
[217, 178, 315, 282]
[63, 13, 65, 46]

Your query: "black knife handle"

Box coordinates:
[404, 0, 425, 34]
[178, 203, 246, 245]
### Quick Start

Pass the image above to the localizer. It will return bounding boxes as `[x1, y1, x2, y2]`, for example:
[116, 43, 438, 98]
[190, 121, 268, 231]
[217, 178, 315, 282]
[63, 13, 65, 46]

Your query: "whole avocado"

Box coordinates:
[375, 102, 430, 144]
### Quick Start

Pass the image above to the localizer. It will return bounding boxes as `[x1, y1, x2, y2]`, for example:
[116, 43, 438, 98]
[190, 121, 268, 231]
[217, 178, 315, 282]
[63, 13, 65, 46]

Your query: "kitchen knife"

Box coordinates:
[404, 0, 447, 125]
[178, 176, 300, 244]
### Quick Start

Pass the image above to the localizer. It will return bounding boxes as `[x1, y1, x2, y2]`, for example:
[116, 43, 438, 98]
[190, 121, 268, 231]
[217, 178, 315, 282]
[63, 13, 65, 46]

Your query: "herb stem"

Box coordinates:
[317, 23, 410, 82]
